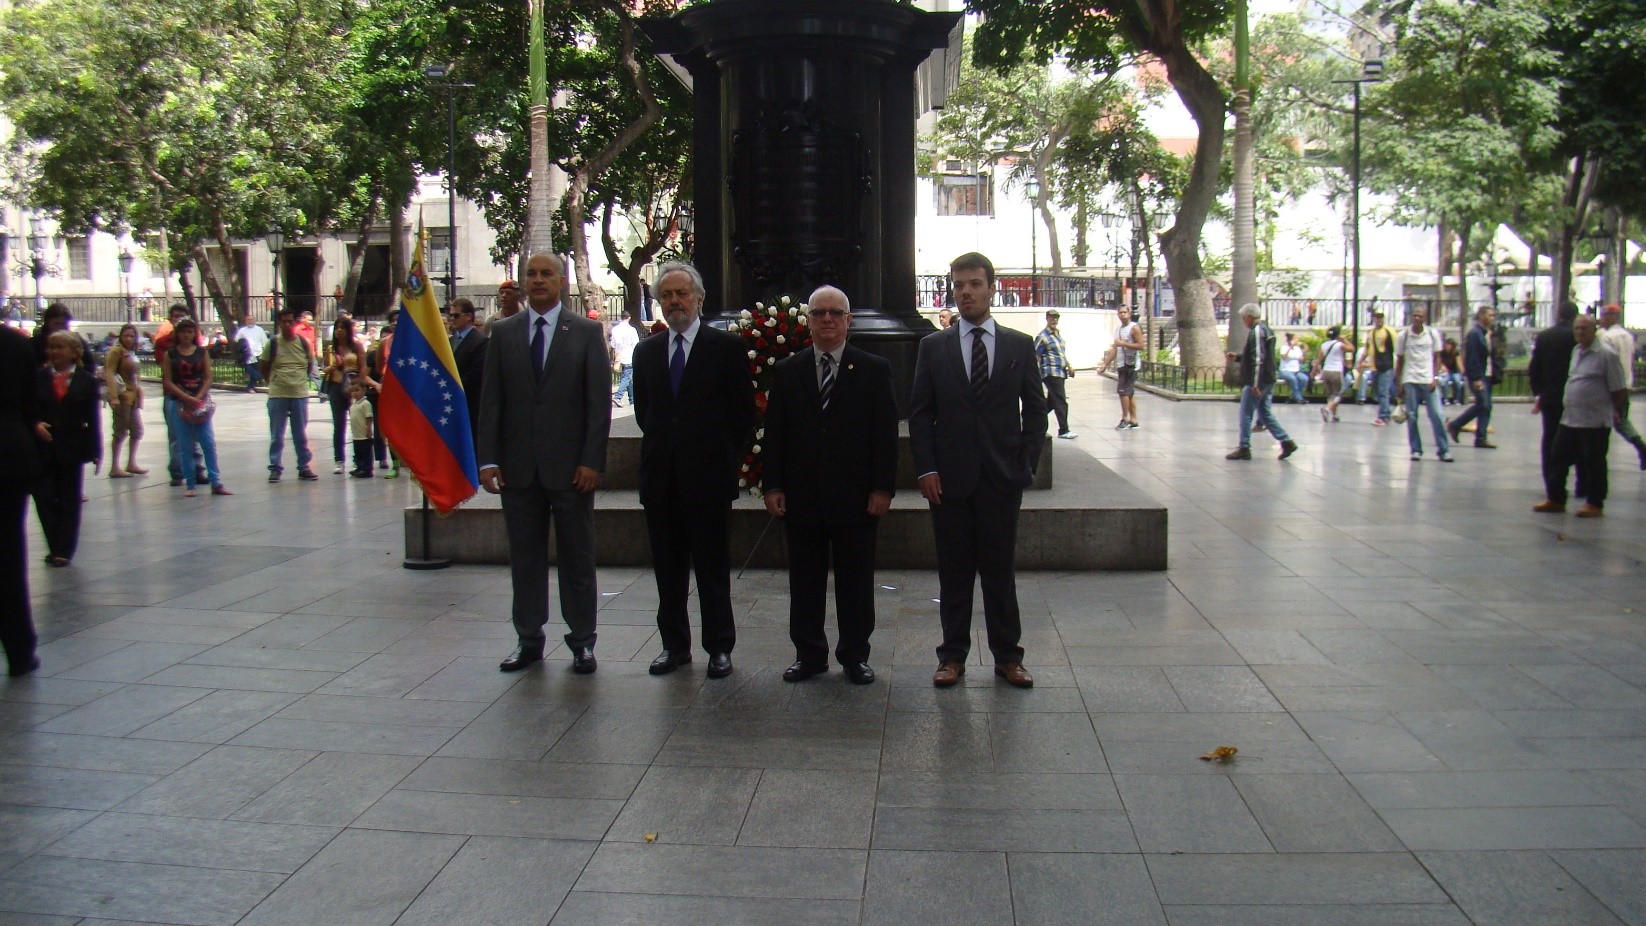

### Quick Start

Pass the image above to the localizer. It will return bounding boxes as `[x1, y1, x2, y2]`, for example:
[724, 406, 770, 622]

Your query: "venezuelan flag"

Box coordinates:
[379, 234, 478, 513]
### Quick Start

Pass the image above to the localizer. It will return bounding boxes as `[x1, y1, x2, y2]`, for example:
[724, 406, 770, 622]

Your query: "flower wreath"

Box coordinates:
[734, 296, 811, 491]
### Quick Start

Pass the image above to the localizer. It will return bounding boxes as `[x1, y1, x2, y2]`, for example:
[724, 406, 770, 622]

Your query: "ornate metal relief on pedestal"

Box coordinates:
[728, 100, 873, 291]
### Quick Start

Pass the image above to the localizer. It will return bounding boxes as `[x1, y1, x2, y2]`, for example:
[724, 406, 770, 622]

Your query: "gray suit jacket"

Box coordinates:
[476, 308, 611, 490]
[909, 321, 1047, 498]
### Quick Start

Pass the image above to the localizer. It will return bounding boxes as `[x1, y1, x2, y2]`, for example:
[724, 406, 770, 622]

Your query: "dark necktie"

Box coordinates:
[819, 352, 835, 410]
[970, 327, 989, 396]
[531, 317, 546, 379]
[669, 333, 686, 395]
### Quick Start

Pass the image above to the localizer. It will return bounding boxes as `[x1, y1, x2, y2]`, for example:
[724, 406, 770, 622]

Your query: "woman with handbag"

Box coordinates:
[32, 331, 102, 566]
[160, 317, 231, 498]
[103, 324, 149, 478]
[323, 315, 365, 474]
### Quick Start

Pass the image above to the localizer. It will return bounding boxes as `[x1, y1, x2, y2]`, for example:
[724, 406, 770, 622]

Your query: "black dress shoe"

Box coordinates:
[706, 653, 734, 678]
[843, 662, 875, 685]
[649, 650, 692, 675]
[782, 661, 828, 682]
[8, 655, 41, 677]
[572, 646, 597, 674]
[499, 646, 544, 672]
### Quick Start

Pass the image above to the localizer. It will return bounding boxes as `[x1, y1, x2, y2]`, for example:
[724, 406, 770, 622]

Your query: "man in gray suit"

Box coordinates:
[910, 252, 1047, 690]
[477, 252, 612, 674]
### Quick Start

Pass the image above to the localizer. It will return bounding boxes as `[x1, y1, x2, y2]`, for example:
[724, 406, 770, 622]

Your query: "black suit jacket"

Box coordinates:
[1528, 323, 1576, 403]
[762, 344, 897, 525]
[34, 368, 102, 468]
[452, 326, 487, 433]
[0, 328, 42, 481]
[909, 320, 1047, 498]
[632, 322, 756, 506]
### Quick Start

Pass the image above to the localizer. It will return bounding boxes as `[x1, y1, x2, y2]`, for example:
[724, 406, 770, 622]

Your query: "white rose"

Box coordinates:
[766, 356, 775, 365]
[738, 478, 748, 487]
[741, 309, 753, 320]
[780, 296, 792, 306]
[756, 428, 764, 438]
[789, 307, 799, 317]
[764, 318, 776, 327]
[747, 350, 757, 359]
[799, 315, 809, 326]
[776, 335, 785, 345]
[751, 444, 761, 453]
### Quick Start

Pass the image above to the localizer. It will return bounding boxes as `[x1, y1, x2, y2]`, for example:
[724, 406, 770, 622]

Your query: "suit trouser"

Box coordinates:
[1547, 425, 1610, 508]
[31, 461, 84, 560]
[931, 479, 1025, 665]
[0, 484, 37, 673]
[645, 500, 736, 655]
[1043, 376, 1070, 433]
[501, 482, 599, 651]
[1539, 402, 1564, 492]
[785, 519, 878, 667]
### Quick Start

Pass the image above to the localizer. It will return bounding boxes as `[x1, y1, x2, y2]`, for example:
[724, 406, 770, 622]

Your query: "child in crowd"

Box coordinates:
[346, 377, 375, 478]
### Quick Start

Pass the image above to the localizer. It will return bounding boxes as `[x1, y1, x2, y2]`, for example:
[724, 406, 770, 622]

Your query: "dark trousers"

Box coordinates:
[1534, 406, 1560, 493]
[645, 500, 736, 655]
[931, 478, 1025, 665]
[367, 391, 388, 464]
[1546, 425, 1610, 508]
[1043, 376, 1070, 434]
[785, 519, 878, 667]
[327, 385, 349, 464]
[500, 483, 599, 651]
[351, 439, 374, 474]
[1, 485, 37, 673]
[1449, 381, 1493, 442]
[31, 461, 84, 560]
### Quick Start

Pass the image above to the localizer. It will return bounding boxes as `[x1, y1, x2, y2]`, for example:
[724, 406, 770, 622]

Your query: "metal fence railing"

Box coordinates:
[1133, 363, 1562, 401]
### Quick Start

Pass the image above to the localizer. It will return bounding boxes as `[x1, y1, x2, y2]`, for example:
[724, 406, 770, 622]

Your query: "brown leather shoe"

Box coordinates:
[932, 661, 965, 688]
[1575, 504, 1604, 518]
[1531, 500, 1566, 513]
[994, 662, 1034, 688]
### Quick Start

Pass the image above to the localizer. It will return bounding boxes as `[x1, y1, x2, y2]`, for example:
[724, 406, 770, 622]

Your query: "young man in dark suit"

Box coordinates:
[477, 252, 611, 675]
[632, 261, 755, 678]
[910, 252, 1047, 689]
[0, 325, 42, 676]
[762, 285, 898, 684]
[447, 297, 487, 445]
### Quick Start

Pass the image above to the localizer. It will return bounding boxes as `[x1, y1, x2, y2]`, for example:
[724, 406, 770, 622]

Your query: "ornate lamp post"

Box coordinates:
[266, 227, 285, 319]
[28, 217, 53, 310]
[1024, 176, 1041, 306]
[118, 248, 135, 323]
[424, 63, 474, 306]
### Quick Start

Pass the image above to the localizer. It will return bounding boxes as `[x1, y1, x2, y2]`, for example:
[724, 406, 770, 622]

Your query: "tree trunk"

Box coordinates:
[600, 199, 669, 328]
[1436, 215, 1451, 329]
[566, 172, 604, 315]
[190, 243, 235, 331]
[176, 255, 197, 317]
[341, 192, 381, 315]
[1152, 44, 1226, 372]
[389, 199, 410, 303]
[1229, 85, 1256, 362]
[209, 217, 246, 333]
[1551, 154, 1598, 313]
[1037, 197, 1063, 273]
[1455, 223, 1472, 331]
[1613, 212, 1628, 309]
[1072, 200, 1089, 267]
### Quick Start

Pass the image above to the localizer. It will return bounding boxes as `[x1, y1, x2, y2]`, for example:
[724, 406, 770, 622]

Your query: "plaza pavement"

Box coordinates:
[2, 376, 1644, 925]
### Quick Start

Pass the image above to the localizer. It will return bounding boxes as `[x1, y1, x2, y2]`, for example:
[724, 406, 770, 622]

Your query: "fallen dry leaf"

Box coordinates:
[1199, 745, 1239, 762]
[1556, 533, 1568, 541]
[643, 833, 658, 843]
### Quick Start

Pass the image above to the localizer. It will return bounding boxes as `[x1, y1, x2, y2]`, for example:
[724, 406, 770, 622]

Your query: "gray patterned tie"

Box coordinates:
[819, 352, 835, 410]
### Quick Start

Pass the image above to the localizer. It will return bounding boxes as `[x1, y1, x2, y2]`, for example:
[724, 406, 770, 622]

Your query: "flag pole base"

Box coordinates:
[403, 492, 451, 570]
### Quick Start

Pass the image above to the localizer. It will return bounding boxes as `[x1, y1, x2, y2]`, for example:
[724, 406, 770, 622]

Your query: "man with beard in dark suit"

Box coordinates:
[632, 261, 755, 679]
[911, 252, 1047, 689]
[1, 325, 42, 675]
[762, 285, 897, 685]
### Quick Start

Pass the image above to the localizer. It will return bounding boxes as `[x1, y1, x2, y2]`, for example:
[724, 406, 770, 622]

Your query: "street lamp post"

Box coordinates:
[424, 64, 475, 307]
[1024, 176, 1041, 306]
[118, 248, 135, 324]
[266, 227, 285, 320]
[1334, 58, 1383, 354]
[28, 217, 50, 311]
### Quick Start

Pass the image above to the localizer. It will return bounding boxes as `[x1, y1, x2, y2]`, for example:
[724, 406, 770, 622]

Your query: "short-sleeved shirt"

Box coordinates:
[610, 321, 639, 366]
[168, 348, 207, 396]
[261, 335, 312, 399]
[349, 397, 374, 441]
[1319, 340, 1347, 374]
[1561, 340, 1626, 429]
[1397, 327, 1443, 384]
[1600, 325, 1636, 389]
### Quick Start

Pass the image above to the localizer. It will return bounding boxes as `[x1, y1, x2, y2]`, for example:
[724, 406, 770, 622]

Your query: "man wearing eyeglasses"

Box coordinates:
[761, 286, 897, 685]
[447, 297, 486, 444]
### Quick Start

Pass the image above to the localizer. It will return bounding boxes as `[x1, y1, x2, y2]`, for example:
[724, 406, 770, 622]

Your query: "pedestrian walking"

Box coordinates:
[1395, 306, 1452, 462]
[1035, 310, 1077, 438]
[1225, 304, 1299, 461]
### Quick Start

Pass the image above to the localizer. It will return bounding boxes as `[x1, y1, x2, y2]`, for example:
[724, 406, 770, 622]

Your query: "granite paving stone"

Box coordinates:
[3, 381, 1643, 923]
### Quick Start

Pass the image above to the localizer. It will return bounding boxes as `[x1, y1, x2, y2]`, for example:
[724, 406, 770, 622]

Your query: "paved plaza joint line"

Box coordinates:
[3, 378, 1645, 925]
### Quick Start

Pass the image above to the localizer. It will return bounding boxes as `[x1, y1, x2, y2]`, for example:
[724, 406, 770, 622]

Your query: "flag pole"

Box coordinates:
[403, 492, 450, 570]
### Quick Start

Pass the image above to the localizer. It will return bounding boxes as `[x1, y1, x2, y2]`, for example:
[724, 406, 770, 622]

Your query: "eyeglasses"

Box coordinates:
[808, 309, 847, 319]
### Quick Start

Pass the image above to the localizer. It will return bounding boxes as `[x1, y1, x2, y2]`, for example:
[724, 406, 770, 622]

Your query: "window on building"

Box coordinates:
[934, 174, 993, 217]
[65, 236, 92, 280]
[428, 228, 453, 276]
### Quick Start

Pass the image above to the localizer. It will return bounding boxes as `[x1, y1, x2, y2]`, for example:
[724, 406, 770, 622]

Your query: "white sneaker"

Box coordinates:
[1410, 452, 1422, 461]
[334, 464, 344, 474]
[1058, 432, 1078, 440]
